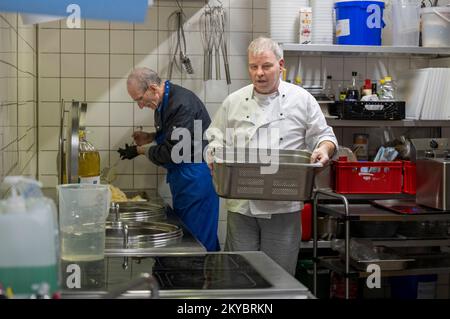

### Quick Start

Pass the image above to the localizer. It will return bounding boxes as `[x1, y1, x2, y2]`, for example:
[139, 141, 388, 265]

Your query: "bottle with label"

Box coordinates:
[324, 75, 335, 101]
[361, 79, 372, 97]
[78, 130, 101, 184]
[345, 71, 359, 101]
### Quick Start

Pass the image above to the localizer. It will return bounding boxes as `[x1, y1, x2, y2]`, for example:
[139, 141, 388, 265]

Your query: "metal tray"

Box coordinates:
[105, 221, 183, 249]
[212, 148, 321, 201]
[107, 202, 167, 222]
[347, 246, 415, 271]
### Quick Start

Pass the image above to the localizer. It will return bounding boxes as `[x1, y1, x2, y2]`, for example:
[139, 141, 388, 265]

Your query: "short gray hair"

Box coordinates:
[248, 37, 283, 60]
[127, 67, 161, 92]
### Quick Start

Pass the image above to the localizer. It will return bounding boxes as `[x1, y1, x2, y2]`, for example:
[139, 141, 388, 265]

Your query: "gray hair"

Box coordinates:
[127, 67, 161, 92]
[248, 37, 283, 60]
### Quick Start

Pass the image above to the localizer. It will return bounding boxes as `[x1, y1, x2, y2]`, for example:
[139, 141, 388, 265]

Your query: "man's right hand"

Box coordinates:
[132, 131, 155, 146]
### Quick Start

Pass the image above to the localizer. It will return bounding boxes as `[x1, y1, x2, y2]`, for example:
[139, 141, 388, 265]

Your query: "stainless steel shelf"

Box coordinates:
[281, 44, 450, 57]
[325, 119, 450, 127]
[319, 256, 450, 278]
[318, 204, 450, 221]
[370, 238, 450, 248]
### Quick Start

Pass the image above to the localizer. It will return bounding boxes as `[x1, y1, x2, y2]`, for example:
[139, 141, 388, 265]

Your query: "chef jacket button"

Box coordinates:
[280, 113, 283, 116]
[173, 126, 176, 129]
[280, 137, 283, 141]
[282, 94, 285, 98]
[246, 115, 249, 118]
[156, 126, 160, 129]
[245, 98, 249, 101]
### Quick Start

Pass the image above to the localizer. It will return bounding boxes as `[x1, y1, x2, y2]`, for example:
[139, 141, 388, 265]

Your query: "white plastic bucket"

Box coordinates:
[392, 0, 421, 46]
[421, 6, 450, 47]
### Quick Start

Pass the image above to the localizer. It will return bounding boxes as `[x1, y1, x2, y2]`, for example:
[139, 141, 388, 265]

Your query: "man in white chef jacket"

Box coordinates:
[205, 37, 338, 275]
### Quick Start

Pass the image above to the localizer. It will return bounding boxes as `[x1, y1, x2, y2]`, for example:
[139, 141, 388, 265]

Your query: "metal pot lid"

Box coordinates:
[105, 221, 183, 249]
[107, 209, 166, 222]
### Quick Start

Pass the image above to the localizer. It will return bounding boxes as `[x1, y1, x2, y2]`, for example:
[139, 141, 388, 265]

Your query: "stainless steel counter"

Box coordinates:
[105, 209, 206, 256]
[62, 251, 313, 299]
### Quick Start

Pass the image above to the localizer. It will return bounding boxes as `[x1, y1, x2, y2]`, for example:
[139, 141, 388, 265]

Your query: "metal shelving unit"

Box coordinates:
[281, 44, 450, 58]
[325, 119, 450, 128]
[312, 190, 450, 299]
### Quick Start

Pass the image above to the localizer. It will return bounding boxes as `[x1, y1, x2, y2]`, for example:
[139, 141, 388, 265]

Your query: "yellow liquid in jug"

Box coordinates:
[78, 151, 100, 178]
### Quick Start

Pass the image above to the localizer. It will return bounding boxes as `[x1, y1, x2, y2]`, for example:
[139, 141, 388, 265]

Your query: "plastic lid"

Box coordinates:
[327, 75, 332, 79]
[384, 76, 392, 81]
[380, 79, 385, 84]
[352, 71, 357, 76]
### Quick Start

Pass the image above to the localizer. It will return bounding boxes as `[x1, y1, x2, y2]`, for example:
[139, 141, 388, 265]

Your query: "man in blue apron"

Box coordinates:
[118, 67, 220, 252]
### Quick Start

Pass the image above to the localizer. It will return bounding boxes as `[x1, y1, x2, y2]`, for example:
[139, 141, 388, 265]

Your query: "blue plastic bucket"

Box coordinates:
[335, 1, 385, 45]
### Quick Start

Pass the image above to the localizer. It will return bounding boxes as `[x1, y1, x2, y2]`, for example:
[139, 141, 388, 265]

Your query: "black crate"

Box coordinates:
[330, 101, 406, 120]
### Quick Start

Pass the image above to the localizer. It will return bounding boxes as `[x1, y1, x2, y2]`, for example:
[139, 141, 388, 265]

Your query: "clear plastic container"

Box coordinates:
[421, 7, 450, 47]
[380, 76, 395, 101]
[392, 0, 421, 46]
[57, 184, 110, 262]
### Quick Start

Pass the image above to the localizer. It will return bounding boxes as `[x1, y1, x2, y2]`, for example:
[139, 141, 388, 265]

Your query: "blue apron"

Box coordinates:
[155, 81, 220, 252]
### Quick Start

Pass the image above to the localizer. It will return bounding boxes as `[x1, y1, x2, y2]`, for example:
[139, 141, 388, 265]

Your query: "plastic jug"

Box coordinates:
[57, 184, 110, 263]
[78, 130, 101, 184]
[0, 176, 59, 297]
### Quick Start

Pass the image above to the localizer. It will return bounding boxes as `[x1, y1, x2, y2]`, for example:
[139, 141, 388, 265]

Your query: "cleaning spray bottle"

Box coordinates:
[0, 176, 59, 298]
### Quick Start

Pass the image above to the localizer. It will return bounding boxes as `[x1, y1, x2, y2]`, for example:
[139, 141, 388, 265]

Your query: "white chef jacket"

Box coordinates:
[206, 80, 338, 218]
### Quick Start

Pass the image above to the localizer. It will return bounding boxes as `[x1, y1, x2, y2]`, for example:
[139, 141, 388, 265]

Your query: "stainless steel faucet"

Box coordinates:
[103, 273, 159, 299]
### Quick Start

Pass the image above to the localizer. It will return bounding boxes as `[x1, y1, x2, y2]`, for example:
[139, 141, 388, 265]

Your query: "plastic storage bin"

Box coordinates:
[335, 1, 385, 45]
[333, 160, 403, 194]
[392, 0, 421, 46]
[421, 7, 450, 48]
[403, 161, 416, 195]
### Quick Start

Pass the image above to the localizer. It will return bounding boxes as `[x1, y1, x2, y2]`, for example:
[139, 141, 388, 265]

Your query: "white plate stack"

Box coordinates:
[311, 0, 334, 44]
[268, 0, 309, 43]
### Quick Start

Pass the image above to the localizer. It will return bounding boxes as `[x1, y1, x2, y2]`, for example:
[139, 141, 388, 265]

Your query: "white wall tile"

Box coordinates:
[113, 174, 133, 189]
[229, 32, 253, 56]
[158, 7, 179, 31]
[205, 80, 229, 103]
[110, 78, 130, 102]
[134, 106, 155, 127]
[229, 55, 249, 80]
[183, 0, 209, 8]
[228, 79, 251, 95]
[39, 151, 58, 174]
[110, 103, 134, 126]
[39, 127, 59, 151]
[253, 0, 267, 9]
[252, 9, 267, 33]
[206, 102, 222, 119]
[86, 79, 109, 102]
[39, 53, 60, 77]
[86, 54, 109, 78]
[181, 79, 205, 101]
[110, 150, 133, 174]
[110, 54, 134, 78]
[61, 29, 84, 53]
[61, 54, 84, 77]
[85, 102, 109, 126]
[343, 57, 366, 81]
[410, 57, 429, 70]
[133, 155, 158, 174]
[184, 31, 203, 55]
[322, 56, 344, 81]
[61, 78, 84, 100]
[157, 30, 171, 55]
[111, 30, 134, 54]
[39, 175, 58, 188]
[110, 126, 134, 150]
[40, 78, 60, 101]
[38, 19, 60, 29]
[298, 56, 322, 83]
[230, 0, 252, 8]
[134, 54, 158, 70]
[158, 54, 182, 79]
[86, 126, 110, 150]
[134, 174, 157, 189]
[134, 31, 158, 54]
[229, 9, 252, 32]
[388, 57, 410, 81]
[39, 29, 60, 53]
[181, 55, 204, 80]
[39, 102, 61, 126]
[182, 7, 202, 32]
[366, 57, 388, 81]
[86, 30, 109, 53]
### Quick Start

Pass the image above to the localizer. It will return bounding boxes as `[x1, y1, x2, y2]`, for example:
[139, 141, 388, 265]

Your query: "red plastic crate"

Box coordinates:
[333, 160, 403, 194]
[403, 161, 416, 195]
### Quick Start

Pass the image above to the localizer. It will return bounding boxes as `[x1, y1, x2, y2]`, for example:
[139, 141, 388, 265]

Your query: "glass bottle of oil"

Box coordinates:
[78, 130, 101, 184]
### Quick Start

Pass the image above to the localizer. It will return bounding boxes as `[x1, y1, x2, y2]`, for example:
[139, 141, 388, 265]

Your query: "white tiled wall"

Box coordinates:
[35, 0, 447, 250]
[0, 13, 37, 183]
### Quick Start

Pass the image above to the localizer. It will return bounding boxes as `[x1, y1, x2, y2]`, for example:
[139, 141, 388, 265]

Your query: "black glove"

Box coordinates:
[118, 144, 138, 160]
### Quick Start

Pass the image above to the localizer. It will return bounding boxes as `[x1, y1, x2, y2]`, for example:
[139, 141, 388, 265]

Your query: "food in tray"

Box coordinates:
[109, 185, 145, 202]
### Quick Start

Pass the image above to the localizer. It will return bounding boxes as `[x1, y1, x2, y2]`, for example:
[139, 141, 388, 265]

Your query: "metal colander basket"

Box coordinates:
[212, 148, 321, 201]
